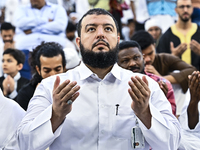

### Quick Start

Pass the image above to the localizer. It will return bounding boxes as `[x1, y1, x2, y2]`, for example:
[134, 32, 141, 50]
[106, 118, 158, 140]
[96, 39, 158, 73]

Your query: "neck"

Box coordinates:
[176, 19, 192, 30]
[8, 72, 18, 78]
[86, 64, 113, 79]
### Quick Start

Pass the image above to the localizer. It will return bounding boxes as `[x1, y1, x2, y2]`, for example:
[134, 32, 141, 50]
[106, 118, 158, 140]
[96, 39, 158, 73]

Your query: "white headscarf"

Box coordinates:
[145, 18, 162, 31]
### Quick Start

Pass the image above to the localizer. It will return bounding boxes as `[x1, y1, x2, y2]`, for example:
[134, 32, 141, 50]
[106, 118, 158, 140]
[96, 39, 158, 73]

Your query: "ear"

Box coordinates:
[175, 7, 178, 14]
[76, 37, 81, 49]
[36, 65, 41, 75]
[117, 35, 120, 43]
[17, 63, 23, 71]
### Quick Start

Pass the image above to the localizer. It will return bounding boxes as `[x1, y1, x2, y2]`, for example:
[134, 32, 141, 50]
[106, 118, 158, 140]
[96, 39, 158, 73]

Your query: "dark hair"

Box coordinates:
[29, 42, 66, 86]
[77, 8, 119, 37]
[66, 21, 77, 33]
[3, 48, 25, 64]
[119, 40, 142, 53]
[131, 30, 155, 50]
[127, 19, 136, 25]
[0, 22, 15, 32]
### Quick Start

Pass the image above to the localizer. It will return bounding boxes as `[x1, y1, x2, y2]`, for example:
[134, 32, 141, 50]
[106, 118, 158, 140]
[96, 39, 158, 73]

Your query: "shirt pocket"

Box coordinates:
[112, 106, 136, 139]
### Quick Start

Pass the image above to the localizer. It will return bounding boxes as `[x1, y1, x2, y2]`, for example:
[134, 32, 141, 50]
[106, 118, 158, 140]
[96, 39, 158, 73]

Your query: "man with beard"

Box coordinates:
[157, 0, 200, 70]
[17, 8, 180, 150]
[117, 40, 176, 116]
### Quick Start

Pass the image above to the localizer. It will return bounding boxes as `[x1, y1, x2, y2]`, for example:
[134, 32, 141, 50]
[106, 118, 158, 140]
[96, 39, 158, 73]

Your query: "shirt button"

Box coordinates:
[101, 130, 104, 134]
[101, 105, 105, 108]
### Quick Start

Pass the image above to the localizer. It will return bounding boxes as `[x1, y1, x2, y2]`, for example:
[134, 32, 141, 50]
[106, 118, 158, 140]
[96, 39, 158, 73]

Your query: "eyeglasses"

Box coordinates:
[177, 5, 192, 9]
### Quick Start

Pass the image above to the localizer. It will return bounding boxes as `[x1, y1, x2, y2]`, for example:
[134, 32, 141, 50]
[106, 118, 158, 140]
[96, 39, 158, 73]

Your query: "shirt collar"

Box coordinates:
[78, 62, 122, 81]
[4, 72, 21, 82]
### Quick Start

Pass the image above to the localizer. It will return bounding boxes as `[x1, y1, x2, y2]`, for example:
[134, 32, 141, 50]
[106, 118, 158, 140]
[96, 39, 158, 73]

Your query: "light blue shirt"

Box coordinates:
[14, 1, 68, 51]
[17, 62, 181, 150]
[147, 0, 177, 16]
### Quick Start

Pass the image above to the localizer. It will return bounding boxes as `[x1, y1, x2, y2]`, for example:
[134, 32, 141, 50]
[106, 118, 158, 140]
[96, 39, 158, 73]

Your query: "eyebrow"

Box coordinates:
[85, 23, 114, 31]
[43, 66, 62, 70]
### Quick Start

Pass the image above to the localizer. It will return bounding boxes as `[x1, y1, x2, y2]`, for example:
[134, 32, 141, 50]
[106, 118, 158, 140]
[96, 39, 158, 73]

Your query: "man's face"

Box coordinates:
[118, 47, 144, 73]
[175, 0, 193, 22]
[36, 54, 64, 79]
[30, 0, 45, 9]
[142, 44, 156, 65]
[1, 30, 14, 44]
[148, 26, 161, 40]
[76, 14, 120, 68]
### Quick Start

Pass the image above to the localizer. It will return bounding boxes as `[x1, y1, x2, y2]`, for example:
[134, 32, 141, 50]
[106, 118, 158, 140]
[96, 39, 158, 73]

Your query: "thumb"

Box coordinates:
[142, 76, 149, 86]
[170, 42, 174, 49]
[53, 76, 60, 91]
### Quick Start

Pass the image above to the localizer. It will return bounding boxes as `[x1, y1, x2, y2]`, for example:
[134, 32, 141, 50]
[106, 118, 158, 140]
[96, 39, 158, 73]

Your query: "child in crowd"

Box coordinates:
[0, 48, 29, 100]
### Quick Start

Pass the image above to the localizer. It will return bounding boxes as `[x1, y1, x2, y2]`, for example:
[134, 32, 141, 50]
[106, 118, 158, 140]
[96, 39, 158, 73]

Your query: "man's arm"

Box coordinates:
[14, 7, 48, 31]
[32, 6, 68, 35]
[17, 76, 80, 150]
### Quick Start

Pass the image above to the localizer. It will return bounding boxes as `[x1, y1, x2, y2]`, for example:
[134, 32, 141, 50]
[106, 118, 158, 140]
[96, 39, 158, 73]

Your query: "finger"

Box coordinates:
[190, 71, 198, 89]
[53, 76, 60, 91]
[66, 92, 80, 104]
[130, 76, 149, 98]
[54, 78, 70, 95]
[170, 41, 174, 50]
[62, 84, 80, 102]
[128, 88, 140, 103]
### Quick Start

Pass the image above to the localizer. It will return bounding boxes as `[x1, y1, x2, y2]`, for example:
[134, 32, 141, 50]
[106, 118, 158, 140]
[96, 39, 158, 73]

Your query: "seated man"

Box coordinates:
[131, 30, 196, 116]
[17, 8, 180, 150]
[16, 42, 66, 110]
[0, 48, 29, 100]
[0, 88, 25, 150]
[14, 0, 68, 51]
[118, 40, 176, 115]
[178, 71, 200, 149]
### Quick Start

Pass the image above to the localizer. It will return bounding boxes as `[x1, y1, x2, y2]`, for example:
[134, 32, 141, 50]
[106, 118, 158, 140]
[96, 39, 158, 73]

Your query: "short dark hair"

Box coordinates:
[29, 42, 66, 86]
[30, 42, 66, 71]
[66, 21, 77, 33]
[119, 40, 142, 53]
[131, 30, 155, 50]
[77, 8, 119, 37]
[3, 48, 25, 65]
[0, 22, 15, 32]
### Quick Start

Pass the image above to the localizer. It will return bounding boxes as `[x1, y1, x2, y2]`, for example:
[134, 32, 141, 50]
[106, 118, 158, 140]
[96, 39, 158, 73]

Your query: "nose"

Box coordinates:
[144, 55, 151, 63]
[129, 59, 136, 67]
[96, 27, 105, 39]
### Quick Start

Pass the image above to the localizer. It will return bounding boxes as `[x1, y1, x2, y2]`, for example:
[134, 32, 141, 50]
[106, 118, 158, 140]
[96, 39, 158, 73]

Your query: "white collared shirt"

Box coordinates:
[18, 63, 181, 150]
[4, 72, 21, 99]
[0, 89, 25, 150]
[14, 1, 68, 51]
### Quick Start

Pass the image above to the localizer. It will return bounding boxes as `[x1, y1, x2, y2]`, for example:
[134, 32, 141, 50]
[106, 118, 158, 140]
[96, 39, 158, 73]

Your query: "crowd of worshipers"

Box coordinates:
[0, 0, 200, 150]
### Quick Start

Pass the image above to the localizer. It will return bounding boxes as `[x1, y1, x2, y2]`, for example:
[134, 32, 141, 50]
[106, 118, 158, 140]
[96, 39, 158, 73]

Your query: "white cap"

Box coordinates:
[63, 48, 81, 69]
[145, 18, 162, 31]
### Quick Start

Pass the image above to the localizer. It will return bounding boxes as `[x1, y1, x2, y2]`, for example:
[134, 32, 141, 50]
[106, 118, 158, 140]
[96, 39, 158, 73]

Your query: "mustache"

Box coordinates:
[3, 40, 13, 43]
[183, 13, 189, 15]
[92, 39, 110, 50]
[130, 66, 140, 71]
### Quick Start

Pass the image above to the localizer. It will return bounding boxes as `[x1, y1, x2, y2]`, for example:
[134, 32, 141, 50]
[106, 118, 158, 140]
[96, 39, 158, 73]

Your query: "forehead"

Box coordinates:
[1, 30, 14, 35]
[119, 47, 141, 57]
[177, 0, 192, 5]
[40, 55, 62, 66]
[81, 14, 116, 29]
[3, 54, 15, 59]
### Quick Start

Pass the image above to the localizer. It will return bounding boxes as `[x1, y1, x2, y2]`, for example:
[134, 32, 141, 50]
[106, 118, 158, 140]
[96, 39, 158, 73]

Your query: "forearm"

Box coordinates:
[136, 106, 152, 129]
[187, 100, 199, 129]
[163, 75, 177, 84]
[51, 108, 66, 133]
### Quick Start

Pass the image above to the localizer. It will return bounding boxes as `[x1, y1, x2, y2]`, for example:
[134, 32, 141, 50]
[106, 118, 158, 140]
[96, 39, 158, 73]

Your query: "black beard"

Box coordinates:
[80, 41, 119, 69]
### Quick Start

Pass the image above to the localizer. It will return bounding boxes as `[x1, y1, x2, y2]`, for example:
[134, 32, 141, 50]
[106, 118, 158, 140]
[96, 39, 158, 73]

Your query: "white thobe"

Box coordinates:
[0, 89, 25, 150]
[18, 63, 181, 150]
